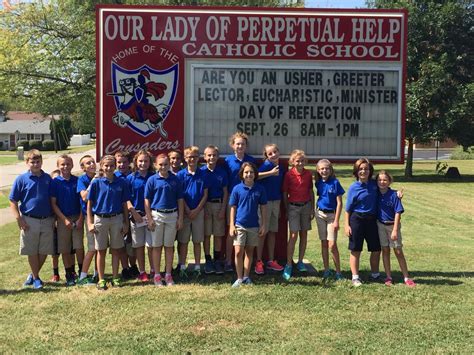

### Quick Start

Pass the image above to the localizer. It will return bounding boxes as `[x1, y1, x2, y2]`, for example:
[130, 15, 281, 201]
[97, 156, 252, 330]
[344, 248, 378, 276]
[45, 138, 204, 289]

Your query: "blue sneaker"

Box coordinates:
[204, 260, 215, 274]
[282, 265, 292, 281]
[23, 274, 34, 287]
[322, 269, 333, 279]
[224, 262, 234, 273]
[214, 261, 224, 275]
[335, 272, 344, 281]
[296, 261, 307, 272]
[231, 279, 243, 288]
[242, 277, 253, 285]
[33, 278, 43, 289]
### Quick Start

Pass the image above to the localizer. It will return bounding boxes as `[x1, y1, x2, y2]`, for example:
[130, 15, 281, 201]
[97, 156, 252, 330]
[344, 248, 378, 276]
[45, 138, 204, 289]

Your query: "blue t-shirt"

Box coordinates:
[315, 177, 345, 211]
[177, 168, 209, 210]
[378, 188, 404, 222]
[345, 179, 378, 215]
[9, 170, 52, 217]
[200, 165, 228, 201]
[258, 160, 285, 201]
[87, 176, 130, 215]
[229, 182, 267, 228]
[145, 173, 183, 210]
[224, 154, 256, 194]
[77, 173, 93, 215]
[51, 175, 81, 216]
[127, 171, 153, 212]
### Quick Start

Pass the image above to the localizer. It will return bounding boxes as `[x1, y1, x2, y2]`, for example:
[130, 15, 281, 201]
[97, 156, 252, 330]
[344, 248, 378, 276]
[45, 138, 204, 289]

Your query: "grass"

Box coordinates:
[0, 160, 473, 352]
[0, 156, 19, 165]
[0, 189, 10, 208]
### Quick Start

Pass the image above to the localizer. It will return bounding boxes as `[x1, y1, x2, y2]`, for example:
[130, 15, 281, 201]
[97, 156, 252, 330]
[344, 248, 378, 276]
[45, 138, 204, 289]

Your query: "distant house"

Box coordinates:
[0, 111, 53, 150]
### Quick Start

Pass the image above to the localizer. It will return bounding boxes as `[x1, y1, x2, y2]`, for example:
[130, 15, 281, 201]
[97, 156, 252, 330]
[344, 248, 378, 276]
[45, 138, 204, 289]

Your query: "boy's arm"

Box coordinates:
[219, 186, 229, 220]
[344, 211, 352, 237]
[391, 212, 401, 241]
[127, 200, 143, 224]
[144, 198, 155, 231]
[121, 202, 129, 235]
[177, 198, 184, 230]
[80, 190, 88, 202]
[86, 200, 95, 233]
[310, 186, 315, 219]
[51, 197, 73, 230]
[334, 195, 343, 231]
[10, 200, 29, 231]
[189, 189, 208, 220]
[259, 204, 268, 237]
[229, 205, 237, 237]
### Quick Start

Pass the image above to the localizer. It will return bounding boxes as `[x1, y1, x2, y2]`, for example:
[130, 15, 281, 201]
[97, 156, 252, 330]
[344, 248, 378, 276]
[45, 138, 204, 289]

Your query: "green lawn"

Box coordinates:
[0, 156, 20, 165]
[0, 160, 473, 352]
[0, 189, 10, 208]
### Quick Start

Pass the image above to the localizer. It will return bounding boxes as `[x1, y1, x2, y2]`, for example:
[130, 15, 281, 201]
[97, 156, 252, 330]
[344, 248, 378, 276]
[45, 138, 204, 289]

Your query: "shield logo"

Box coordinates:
[108, 63, 178, 138]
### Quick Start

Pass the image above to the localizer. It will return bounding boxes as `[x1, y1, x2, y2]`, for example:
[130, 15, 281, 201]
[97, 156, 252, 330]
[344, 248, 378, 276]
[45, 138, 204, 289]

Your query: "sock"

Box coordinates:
[242, 276, 249, 281]
[180, 264, 186, 271]
[205, 254, 212, 262]
[194, 264, 201, 271]
[79, 272, 88, 280]
[371, 272, 380, 278]
[404, 277, 409, 282]
[53, 268, 59, 276]
[352, 274, 359, 280]
[93, 270, 98, 277]
[214, 251, 221, 261]
[165, 273, 171, 277]
[78, 264, 83, 273]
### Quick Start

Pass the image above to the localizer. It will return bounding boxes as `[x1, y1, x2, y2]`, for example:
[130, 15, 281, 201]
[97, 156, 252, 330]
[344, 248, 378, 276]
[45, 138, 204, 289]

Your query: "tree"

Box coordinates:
[369, 0, 474, 176]
[50, 116, 73, 150]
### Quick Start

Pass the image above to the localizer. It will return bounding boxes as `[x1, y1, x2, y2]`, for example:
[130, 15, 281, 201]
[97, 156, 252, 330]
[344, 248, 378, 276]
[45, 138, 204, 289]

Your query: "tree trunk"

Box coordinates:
[404, 138, 413, 178]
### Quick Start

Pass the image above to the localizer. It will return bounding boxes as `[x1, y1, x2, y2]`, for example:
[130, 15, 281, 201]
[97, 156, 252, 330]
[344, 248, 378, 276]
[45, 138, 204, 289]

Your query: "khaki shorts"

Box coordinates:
[233, 226, 259, 247]
[259, 200, 280, 233]
[204, 202, 226, 237]
[177, 210, 205, 243]
[288, 202, 312, 232]
[94, 214, 125, 250]
[131, 220, 151, 248]
[83, 220, 97, 252]
[316, 210, 338, 242]
[377, 221, 403, 248]
[57, 214, 84, 253]
[150, 210, 177, 248]
[19, 216, 54, 256]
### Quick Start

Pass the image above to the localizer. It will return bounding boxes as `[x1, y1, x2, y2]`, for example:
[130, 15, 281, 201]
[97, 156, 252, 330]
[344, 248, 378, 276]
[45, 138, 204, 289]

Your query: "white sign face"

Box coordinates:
[190, 64, 401, 160]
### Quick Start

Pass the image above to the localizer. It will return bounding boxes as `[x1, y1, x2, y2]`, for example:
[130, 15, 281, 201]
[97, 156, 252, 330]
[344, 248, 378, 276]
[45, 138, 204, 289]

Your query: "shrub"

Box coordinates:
[16, 140, 29, 150]
[29, 140, 43, 150]
[42, 140, 55, 151]
[451, 146, 474, 160]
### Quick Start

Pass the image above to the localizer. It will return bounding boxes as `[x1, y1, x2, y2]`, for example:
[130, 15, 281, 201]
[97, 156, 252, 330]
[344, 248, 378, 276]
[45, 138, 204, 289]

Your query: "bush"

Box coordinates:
[42, 140, 55, 151]
[450, 146, 474, 160]
[29, 140, 42, 150]
[16, 140, 29, 150]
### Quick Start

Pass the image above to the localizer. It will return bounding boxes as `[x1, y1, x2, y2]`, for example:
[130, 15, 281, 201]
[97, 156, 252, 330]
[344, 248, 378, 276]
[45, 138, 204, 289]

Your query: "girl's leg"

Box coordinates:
[225, 233, 233, 265]
[152, 246, 163, 275]
[164, 246, 174, 275]
[52, 255, 59, 269]
[76, 248, 85, 266]
[204, 235, 211, 257]
[267, 231, 276, 261]
[321, 240, 329, 271]
[243, 246, 255, 278]
[61, 253, 73, 269]
[382, 247, 392, 279]
[286, 232, 298, 266]
[80, 250, 95, 274]
[370, 251, 381, 274]
[394, 248, 410, 279]
[111, 248, 120, 278]
[193, 242, 201, 267]
[256, 233, 267, 261]
[147, 247, 153, 272]
[349, 251, 361, 276]
[179, 242, 188, 267]
[328, 241, 341, 273]
[234, 245, 244, 280]
[97, 249, 107, 280]
[298, 230, 308, 262]
[135, 246, 146, 273]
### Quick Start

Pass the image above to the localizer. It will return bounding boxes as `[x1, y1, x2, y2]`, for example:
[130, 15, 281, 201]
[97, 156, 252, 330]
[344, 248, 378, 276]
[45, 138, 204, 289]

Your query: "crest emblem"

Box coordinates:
[108, 63, 178, 138]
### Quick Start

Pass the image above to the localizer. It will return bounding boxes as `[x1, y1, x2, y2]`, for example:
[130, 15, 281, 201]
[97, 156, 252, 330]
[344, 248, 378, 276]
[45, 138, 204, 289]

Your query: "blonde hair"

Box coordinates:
[375, 170, 393, 183]
[25, 149, 42, 162]
[132, 149, 154, 173]
[204, 145, 219, 155]
[289, 149, 306, 166]
[56, 154, 73, 166]
[184, 146, 199, 157]
[98, 155, 116, 177]
[79, 155, 94, 168]
[316, 159, 336, 180]
[263, 143, 279, 159]
[228, 131, 249, 148]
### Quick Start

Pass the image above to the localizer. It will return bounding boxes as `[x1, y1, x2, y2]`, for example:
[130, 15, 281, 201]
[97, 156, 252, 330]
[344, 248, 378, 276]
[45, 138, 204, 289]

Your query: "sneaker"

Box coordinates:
[66, 275, 76, 287]
[138, 272, 149, 282]
[224, 262, 234, 273]
[121, 268, 132, 280]
[322, 269, 333, 279]
[204, 260, 215, 274]
[97, 279, 107, 290]
[242, 277, 253, 285]
[149, 270, 155, 279]
[33, 278, 44, 289]
[92, 274, 99, 283]
[231, 279, 243, 288]
[282, 265, 292, 281]
[23, 274, 34, 287]
[352, 278, 362, 287]
[165, 274, 175, 286]
[129, 264, 140, 278]
[369, 274, 382, 283]
[267, 260, 284, 272]
[404, 278, 416, 287]
[214, 261, 224, 275]
[335, 272, 345, 281]
[111, 277, 122, 287]
[193, 268, 202, 279]
[51, 274, 60, 282]
[254, 260, 265, 275]
[77, 276, 95, 286]
[71, 271, 78, 280]
[179, 268, 189, 280]
[296, 261, 307, 272]
[384, 277, 393, 286]
[154, 275, 163, 287]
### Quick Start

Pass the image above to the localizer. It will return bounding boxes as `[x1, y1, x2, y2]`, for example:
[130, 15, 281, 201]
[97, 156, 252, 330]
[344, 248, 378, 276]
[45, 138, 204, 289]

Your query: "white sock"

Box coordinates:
[93, 270, 98, 277]
[79, 272, 88, 280]
[165, 273, 171, 277]
[404, 277, 410, 282]
[180, 264, 186, 271]
[371, 272, 380, 278]
[352, 274, 359, 280]
[194, 264, 200, 271]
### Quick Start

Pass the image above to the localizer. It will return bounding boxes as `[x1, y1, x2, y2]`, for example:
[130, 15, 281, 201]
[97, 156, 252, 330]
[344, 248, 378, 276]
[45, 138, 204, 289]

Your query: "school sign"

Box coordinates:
[97, 6, 407, 162]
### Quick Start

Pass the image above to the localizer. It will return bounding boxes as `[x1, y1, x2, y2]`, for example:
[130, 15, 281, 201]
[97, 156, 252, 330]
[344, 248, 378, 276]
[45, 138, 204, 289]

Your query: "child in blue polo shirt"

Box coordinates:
[201, 145, 229, 275]
[145, 154, 184, 286]
[315, 159, 345, 281]
[229, 162, 267, 287]
[376, 171, 415, 287]
[223, 132, 256, 272]
[10, 149, 54, 289]
[255, 143, 285, 275]
[50, 169, 61, 283]
[87, 155, 130, 290]
[176, 146, 209, 279]
[51, 154, 84, 286]
[127, 149, 155, 282]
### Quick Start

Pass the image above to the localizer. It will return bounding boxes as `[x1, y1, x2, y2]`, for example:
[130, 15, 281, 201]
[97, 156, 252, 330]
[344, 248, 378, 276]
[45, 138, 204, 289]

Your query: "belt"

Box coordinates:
[96, 213, 120, 218]
[354, 212, 375, 219]
[23, 213, 52, 220]
[153, 208, 178, 214]
[209, 198, 222, 203]
[318, 208, 335, 213]
[379, 220, 394, 225]
[289, 201, 309, 207]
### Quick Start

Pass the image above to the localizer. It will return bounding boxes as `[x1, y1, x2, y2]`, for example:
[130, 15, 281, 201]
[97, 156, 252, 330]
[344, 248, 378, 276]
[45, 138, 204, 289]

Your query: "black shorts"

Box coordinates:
[348, 212, 381, 252]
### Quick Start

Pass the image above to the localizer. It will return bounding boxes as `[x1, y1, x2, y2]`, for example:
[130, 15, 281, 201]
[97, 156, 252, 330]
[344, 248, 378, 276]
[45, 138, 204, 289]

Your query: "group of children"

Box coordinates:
[10, 132, 416, 290]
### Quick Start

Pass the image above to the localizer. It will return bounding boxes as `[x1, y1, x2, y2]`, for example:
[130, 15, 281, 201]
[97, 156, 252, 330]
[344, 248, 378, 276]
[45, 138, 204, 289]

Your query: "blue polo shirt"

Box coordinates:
[200, 165, 228, 201]
[77, 173, 93, 215]
[127, 171, 153, 212]
[315, 177, 345, 210]
[258, 160, 285, 201]
[145, 173, 183, 210]
[378, 188, 404, 222]
[87, 176, 130, 215]
[229, 182, 267, 228]
[10, 170, 52, 217]
[115, 170, 131, 194]
[51, 175, 81, 216]
[224, 154, 256, 194]
[345, 179, 378, 215]
[177, 168, 209, 209]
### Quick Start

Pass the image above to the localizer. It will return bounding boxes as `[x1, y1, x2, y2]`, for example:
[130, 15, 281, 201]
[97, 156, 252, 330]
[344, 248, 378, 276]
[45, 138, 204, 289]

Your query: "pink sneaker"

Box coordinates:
[51, 274, 60, 282]
[154, 275, 163, 287]
[138, 272, 149, 282]
[405, 278, 416, 287]
[254, 260, 265, 275]
[149, 270, 155, 279]
[384, 277, 393, 287]
[267, 260, 284, 272]
[165, 274, 175, 286]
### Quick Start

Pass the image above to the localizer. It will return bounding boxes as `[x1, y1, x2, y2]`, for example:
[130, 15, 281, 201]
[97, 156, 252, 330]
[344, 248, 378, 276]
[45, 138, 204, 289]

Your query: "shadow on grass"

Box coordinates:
[0, 287, 62, 295]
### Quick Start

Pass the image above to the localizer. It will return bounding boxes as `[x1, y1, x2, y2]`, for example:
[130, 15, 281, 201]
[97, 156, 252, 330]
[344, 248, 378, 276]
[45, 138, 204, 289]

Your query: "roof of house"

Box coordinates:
[5, 111, 50, 121]
[0, 119, 51, 134]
